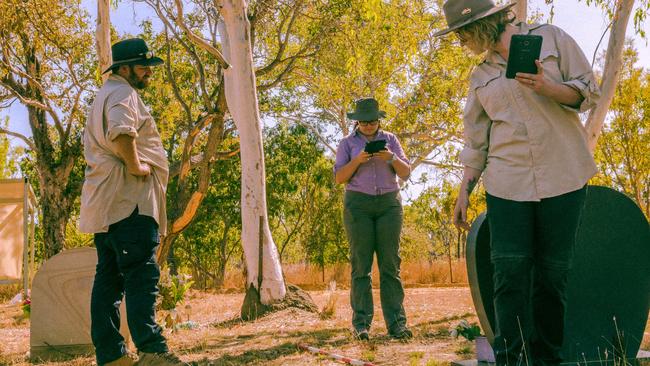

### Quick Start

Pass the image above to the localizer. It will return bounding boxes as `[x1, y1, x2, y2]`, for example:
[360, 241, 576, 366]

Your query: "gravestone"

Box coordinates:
[466, 186, 650, 363]
[30, 247, 130, 361]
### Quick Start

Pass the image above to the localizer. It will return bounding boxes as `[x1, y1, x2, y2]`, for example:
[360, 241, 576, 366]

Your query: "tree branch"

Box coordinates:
[172, 0, 230, 69]
[0, 127, 36, 150]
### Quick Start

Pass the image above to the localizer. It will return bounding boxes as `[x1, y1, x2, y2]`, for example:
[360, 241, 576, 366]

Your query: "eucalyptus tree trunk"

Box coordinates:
[96, 0, 111, 82]
[218, 0, 286, 306]
[585, 0, 635, 152]
[513, 0, 527, 22]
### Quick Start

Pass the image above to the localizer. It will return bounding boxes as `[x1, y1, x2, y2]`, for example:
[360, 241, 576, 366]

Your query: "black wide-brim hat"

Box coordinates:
[102, 38, 164, 74]
[434, 0, 516, 37]
[347, 97, 386, 122]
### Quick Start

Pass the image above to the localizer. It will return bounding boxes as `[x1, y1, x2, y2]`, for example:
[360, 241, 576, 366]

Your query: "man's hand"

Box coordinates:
[128, 163, 151, 177]
[114, 134, 150, 177]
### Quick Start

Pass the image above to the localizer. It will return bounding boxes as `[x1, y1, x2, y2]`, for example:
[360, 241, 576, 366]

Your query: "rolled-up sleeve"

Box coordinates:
[460, 88, 492, 171]
[106, 94, 138, 141]
[333, 139, 350, 174]
[556, 27, 601, 113]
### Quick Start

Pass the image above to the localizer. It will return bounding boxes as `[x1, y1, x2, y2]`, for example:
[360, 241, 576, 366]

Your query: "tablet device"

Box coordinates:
[505, 34, 543, 79]
[364, 140, 387, 154]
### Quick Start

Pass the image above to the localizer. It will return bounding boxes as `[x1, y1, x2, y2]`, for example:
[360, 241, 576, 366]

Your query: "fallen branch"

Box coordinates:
[297, 343, 377, 366]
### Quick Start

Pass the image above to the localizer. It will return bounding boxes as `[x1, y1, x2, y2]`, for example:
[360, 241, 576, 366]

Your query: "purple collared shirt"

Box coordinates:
[334, 129, 409, 196]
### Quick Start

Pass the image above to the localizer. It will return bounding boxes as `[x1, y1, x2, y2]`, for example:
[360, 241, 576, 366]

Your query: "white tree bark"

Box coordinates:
[96, 0, 112, 82]
[585, 0, 635, 152]
[218, 0, 286, 304]
[513, 0, 527, 23]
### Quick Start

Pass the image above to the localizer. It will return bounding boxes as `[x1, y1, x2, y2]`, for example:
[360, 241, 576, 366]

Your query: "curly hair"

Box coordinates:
[456, 10, 516, 50]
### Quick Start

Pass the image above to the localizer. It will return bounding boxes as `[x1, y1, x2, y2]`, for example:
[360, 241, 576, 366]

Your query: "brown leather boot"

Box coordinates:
[135, 352, 189, 366]
[104, 354, 136, 366]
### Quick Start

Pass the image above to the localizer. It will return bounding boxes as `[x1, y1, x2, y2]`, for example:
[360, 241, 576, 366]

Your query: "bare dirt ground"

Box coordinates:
[1, 287, 649, 366]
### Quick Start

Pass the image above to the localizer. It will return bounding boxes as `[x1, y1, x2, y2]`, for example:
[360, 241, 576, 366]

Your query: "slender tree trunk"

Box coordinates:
[96, 0, 112, 82]
[513, 0, 527, 22]
[219, 0, 286, 304]
[585, 0, 635, 152]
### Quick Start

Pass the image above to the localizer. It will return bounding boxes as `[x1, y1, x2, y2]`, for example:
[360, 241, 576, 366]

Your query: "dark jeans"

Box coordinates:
[343, 190, 408, 334]
[91, 209, 168, 365]
[486, 187, 587, 366]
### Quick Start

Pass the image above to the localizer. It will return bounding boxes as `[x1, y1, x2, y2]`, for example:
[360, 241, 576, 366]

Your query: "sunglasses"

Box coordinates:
[454, 30, 469, 43]
[358, 120, 379, 126]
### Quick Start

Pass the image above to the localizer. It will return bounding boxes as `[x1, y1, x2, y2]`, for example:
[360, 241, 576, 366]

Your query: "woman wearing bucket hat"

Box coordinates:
[435, 0, 600, 365]
[334, 98, 412, 341]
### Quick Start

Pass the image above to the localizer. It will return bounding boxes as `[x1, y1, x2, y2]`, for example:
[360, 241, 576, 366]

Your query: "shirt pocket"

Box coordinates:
[474, 72, 509, 122]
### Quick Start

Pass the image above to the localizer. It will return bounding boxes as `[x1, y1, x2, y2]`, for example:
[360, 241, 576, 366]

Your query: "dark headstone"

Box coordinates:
[466, 186, 650, 363]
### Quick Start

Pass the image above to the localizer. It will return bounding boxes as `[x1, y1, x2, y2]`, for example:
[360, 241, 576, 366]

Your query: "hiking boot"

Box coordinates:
[389, 327, 413, 340]
[135, 352, 189, 366]
[104, 354, 136, 366]
[354, 328, 370, 341]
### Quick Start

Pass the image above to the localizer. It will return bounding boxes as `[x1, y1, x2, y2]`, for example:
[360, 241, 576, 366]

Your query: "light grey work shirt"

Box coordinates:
[460, 22, 600, 202]
[80, 74, 169, 234]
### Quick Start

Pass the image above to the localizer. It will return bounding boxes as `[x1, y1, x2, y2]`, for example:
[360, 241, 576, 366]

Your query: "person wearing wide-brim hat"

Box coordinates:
[334, 97, 412, 340]
[81, 38, 187, 366]
[436, 1, 601, 365]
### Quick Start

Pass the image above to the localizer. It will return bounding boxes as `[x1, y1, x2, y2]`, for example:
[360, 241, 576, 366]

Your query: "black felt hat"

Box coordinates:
[347, 98, 386, 122]
[102, 38, 164, 74]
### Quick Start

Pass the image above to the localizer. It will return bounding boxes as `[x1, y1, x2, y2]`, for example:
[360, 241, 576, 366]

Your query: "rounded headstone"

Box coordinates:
[30, 247, 130, 361]
[466, 186, 650, 362]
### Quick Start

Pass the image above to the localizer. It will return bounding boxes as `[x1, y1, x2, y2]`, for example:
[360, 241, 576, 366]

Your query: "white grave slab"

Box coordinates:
[30, 247, 130, 361]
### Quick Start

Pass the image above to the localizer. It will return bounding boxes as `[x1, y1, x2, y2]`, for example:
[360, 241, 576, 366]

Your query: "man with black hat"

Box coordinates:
[80, 38, 186, 366]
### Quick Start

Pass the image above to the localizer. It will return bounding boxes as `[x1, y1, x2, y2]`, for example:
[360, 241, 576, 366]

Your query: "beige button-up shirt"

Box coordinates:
[80, 74, 169, 234]
[460, 22, 600, 202]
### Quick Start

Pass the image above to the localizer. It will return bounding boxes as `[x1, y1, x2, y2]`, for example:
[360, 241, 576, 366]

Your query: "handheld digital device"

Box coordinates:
[505, 34, 543, 79]
[364, 140, 387, 154]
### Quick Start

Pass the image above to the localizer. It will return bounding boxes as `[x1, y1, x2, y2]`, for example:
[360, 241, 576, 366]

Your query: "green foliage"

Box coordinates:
[0, 0, 96, 257]
[450, 319, 482, 341]
[21, 297, 31, 319]
[265, 122, 347, 265]
[158, 267, 194, 311]
[173, 152, 243, 289]
[403, 180, 485, 261]
[592, 46, 650, 219]
[64, 216, 94, 249]
[0, 117, 21, 179]
[265, 0, 477, 178]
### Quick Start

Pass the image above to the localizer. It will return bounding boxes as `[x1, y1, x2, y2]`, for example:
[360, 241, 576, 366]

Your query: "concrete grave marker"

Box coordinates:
[30, 247, 130, 361]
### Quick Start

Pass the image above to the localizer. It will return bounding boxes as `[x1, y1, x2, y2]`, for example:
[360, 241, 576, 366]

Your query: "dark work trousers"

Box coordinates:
[91, 208, 168, 365]
[486, 186, 587, 366]
[343, 190, 408, 334]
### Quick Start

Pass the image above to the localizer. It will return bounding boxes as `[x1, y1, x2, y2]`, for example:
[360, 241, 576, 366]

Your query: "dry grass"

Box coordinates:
[219, 260, 469, 291]
[0, 283, 23, 303]
[1, 285, 649, 366]
[1, 287, 478, 365]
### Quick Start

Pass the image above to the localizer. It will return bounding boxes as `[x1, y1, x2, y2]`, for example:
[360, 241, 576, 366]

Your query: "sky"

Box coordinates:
[2, 0, 649, 198]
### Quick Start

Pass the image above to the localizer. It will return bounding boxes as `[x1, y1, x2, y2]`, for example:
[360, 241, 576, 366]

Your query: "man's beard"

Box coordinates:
[127, 67, 149, 89]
